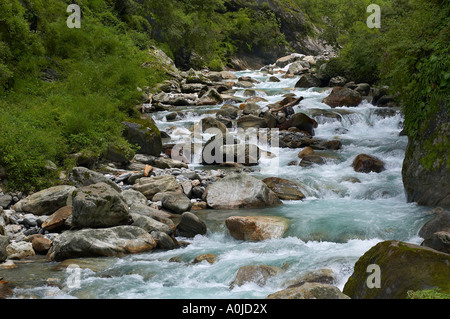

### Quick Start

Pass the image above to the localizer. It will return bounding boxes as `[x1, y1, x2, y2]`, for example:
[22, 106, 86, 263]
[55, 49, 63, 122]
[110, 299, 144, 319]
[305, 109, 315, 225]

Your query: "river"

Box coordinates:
[6, 66, 431, 299]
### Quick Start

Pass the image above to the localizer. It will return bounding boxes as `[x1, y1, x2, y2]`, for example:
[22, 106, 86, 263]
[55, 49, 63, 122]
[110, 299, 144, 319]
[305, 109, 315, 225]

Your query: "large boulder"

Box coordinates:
[262, 177, 305, 200]
[225, 215, 289, 241]
[267, 283, 350, 299]
[197, 88, 223, 106]
[237, 115, 267, 130]
[352, 154, 385, 173]
[199, 116, 228, 134]
[132, 175, 182, 200]
[47, 226, 157, 261]
[230, 265, 283, 289]
[322, 87, 363, 107]
[402, 101, 450, 207]
[15, 185, 76, 216]
[122, 118, 162, 156]
[68, 167, 121, 192]
[343, 240, 450, 299]
[131, 214, 173, 235]
[422, 231, 450, 254]
[205, 174, 282, 209]
[71, 183, 131, 229]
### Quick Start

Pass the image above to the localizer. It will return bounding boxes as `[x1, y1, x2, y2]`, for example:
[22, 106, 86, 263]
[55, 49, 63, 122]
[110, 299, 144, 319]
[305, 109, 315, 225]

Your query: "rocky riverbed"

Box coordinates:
[1, 52, 448, 299]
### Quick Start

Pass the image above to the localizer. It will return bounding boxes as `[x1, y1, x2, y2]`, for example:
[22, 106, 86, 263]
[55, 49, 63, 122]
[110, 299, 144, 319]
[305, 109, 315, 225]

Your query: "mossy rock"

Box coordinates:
[122, 118, 162, 156]
[343, 240, 450, 299]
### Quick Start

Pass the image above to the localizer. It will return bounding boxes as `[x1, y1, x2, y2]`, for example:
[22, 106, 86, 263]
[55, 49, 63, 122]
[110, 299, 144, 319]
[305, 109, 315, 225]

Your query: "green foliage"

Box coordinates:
[407, 288, 450, 299]
[0, 0, 167, 192]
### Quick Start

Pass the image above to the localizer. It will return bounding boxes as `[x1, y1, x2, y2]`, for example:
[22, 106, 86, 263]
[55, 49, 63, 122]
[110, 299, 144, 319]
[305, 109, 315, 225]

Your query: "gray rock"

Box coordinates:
[121, 119, 162, 156]
[206, 174, 281, 209]
[132, 175, 182, 200]
[16, 185, 76, 216]
[0, 194, 12, 209]
[47, 226, 157, 261]
[295, 74, 321, 88]
[132, 214, 173, 235]
[121, 189, 148, 207]
[69, 167, 121, 192]
[177, 212, 207, 238]
[161, 192, 192, 214]
[71, 182, 131, 228]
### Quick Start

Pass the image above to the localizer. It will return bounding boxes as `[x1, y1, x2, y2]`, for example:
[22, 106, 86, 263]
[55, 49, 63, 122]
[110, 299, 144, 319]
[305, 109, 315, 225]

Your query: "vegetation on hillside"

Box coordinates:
[0, 0, 448, 192]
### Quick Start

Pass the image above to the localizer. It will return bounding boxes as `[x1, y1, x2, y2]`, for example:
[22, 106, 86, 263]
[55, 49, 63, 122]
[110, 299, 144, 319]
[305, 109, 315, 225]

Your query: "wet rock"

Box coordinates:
[284, 269, 336, 288]
[262, 177, 305, 200]
[322, 87, 362, 107]
[151, 231, 177, 250]
[132, 175, 182, 200]
[47, 226, 157, 261]
[176, 212, 207, 238]
[299, 155, 326, 167]
[343, 240, 450, 299]
[15, 185, 76, 216]
[71, 182, 131, 229]
[298, 147, 314, 159]
[230, 265, 283, 289]
[0, 280, 14, 299]
[225, 215, 288, 241]
[267, 283, 350, 299]
[237, 115, 267, 130]
[279, 112, 318, 136]
[352, 154, 385, 173]
[206, 174, 281, 209]
[192, 253, 216, 264]
[355, 83, 371, 96]
[295, 74, 321, 88]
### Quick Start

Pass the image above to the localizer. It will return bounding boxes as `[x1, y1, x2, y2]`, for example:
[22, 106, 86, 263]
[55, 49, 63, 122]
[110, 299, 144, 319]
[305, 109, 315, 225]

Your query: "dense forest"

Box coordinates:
[0, 0, 448, 192]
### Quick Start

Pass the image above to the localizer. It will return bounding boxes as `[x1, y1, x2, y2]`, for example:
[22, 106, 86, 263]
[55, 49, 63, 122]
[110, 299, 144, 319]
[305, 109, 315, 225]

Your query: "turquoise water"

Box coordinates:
[7, 67, 432, 299]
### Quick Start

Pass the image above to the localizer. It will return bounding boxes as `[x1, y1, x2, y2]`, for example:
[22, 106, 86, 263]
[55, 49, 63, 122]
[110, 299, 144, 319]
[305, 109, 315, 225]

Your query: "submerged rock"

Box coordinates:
[230, 265, 283, 289]
[267, 283, 350, 299]
[225, 215, 288, 241]
[205, 174, 281, 209]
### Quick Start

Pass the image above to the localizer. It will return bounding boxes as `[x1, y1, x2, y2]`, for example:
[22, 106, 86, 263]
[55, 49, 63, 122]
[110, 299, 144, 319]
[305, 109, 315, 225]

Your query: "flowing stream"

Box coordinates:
[6, 67, 432, 299]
